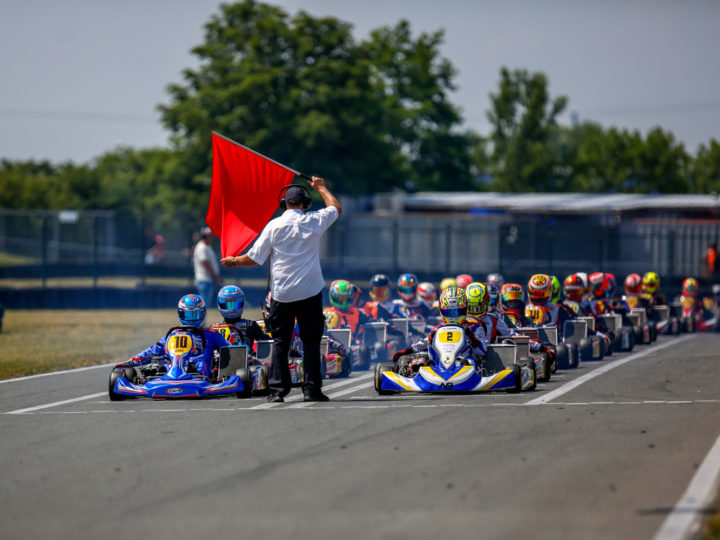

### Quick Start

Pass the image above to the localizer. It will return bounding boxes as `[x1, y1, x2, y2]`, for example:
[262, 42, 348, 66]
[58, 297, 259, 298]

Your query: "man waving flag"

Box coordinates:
[206, 132, 297, 257]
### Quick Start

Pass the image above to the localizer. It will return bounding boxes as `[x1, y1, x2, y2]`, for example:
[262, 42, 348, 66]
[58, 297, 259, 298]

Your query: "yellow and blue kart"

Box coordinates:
[375, 363, 522, 394]
[109, 329, 252, 400]
[374, 323, 527, 395]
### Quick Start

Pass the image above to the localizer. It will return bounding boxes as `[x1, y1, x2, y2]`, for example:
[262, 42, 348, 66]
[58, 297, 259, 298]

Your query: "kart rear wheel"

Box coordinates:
[556, 343, 570, 370]
[236, 368, 253, 399]
[374, 362, 395, 395]
[520, 359, 536, 391]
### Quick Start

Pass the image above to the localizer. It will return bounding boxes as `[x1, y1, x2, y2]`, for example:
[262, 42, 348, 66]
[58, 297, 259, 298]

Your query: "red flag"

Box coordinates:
[206, 133, 297, 257]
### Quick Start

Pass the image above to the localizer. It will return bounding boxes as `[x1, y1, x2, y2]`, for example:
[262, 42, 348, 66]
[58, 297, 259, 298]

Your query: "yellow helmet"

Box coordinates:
[642, 272, 660, 294]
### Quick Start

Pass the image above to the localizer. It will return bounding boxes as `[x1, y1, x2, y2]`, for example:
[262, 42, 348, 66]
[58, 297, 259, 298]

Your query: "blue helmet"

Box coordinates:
[217, 285, 245, 320]
[177, 294, 206, 327]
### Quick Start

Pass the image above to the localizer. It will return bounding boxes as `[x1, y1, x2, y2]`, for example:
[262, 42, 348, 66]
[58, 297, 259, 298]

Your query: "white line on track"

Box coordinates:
[14, 398, 720, 415]
[526, 335, 695, 406]
[654, 432, 720, 540]
[285, 381, 375, 408]
[6, 392, 106, 414]
[250, 372, 374, 409]
[0, 362, 116, 385]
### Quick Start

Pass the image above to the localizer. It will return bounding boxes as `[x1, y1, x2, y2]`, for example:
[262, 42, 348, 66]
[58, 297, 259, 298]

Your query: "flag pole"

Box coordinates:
[212, 132, 312, 180]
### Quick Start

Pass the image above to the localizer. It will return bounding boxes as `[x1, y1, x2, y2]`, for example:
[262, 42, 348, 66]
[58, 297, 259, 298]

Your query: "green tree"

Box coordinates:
[158, 1, 474, 195]
[486, 67, 568, 192]
[691, 139, 720, 193]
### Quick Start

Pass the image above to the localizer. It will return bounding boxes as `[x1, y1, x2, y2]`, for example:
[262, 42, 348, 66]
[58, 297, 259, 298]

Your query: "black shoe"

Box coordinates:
[267, 395, 284, 403]
[303, 391, 330, 402]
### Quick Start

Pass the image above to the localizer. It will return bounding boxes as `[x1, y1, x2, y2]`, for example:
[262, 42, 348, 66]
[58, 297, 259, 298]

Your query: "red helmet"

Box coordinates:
[417, 282, 437, 303]
[625, 273, 642, 295]
[589, 272, 610, 299]
[563, 274, 585, 301]
[455, 274, 473, 290]
[682, 277, 698, 298]
[527, 274, 552, 306]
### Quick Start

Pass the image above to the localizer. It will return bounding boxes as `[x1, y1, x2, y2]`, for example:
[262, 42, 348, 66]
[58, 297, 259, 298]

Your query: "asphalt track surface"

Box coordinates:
[2, 333, 720, 540]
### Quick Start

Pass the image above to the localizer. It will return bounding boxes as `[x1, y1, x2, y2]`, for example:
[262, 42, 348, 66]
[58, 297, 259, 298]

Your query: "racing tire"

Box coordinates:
[579, 338, 594, 363]
[649, 321, 657, 342]
[374, 362, 396, 395]
[520, 359, 537, 392]
[108, 368, 133, 401]
[507, 364, 523, 393]
[556, 343, 570, 370]
[235, 368, 253, 399]
[340, 355, 351, 378]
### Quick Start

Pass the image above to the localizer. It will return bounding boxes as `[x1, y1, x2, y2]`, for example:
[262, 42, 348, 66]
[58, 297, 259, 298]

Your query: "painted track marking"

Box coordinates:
[250, 372, 374, 409]
[0, 362, 116, 385]
[654, 432, 720, 540]
[526, 335, 694, 405]
[6, 392, 106, 415]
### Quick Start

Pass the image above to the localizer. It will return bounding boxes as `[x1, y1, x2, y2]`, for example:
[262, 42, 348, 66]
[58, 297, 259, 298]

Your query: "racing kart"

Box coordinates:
[512, 328, 557, 381]
[650, 305, 680, 335]
[108, 327, 256, 400]
[374, 323, 535, 395]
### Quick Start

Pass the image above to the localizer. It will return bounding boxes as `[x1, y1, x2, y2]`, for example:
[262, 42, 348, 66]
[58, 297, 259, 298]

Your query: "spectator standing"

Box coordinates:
[193, 227, 222, 305]
[221, 176, 341, 402]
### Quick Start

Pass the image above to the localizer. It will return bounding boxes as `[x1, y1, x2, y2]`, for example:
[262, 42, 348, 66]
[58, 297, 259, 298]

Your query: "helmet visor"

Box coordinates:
[179, 308, 203, 321]
[398, 285, 415, 296]
[441, 307, 465, 319]
[219, 299, 243, 313]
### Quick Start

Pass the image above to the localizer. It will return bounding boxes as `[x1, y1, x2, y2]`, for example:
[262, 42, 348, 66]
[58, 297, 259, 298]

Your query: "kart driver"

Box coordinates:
[211, 285, 270, 350]
[392, 286, 486, 363]
[124, 294, 229, 378]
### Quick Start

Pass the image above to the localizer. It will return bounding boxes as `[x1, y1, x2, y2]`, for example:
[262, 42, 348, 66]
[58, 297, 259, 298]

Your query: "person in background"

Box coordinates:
[193, 226, 222, 305]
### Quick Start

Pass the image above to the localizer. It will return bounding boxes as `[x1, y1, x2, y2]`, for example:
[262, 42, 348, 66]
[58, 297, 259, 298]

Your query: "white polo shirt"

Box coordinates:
[247, 206, 339, 303]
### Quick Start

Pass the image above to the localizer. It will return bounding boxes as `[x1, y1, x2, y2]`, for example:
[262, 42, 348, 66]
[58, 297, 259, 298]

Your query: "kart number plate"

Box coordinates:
[217, 326, 233, 342]
[437, 329, 462, 344]
[167, 334, 193, 355]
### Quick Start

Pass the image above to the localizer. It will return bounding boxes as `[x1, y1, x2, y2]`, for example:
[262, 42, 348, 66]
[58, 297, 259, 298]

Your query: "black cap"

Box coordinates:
[284, 186, 305, 204]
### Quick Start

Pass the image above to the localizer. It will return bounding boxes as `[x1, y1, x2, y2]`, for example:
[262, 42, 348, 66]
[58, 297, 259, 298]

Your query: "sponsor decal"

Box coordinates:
[167, 387, 183, 394]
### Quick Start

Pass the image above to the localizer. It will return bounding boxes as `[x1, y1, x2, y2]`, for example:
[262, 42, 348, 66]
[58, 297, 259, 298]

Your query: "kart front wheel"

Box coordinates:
[108, 368, 131, 401]
[374, 362, 395, 395]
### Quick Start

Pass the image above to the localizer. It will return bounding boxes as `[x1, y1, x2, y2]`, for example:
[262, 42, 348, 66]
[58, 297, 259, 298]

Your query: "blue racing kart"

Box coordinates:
[108, 327, 254, 400]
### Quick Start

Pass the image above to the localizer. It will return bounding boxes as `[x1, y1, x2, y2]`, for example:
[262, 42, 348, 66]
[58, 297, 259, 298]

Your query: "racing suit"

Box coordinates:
[131, 326, 229, 378]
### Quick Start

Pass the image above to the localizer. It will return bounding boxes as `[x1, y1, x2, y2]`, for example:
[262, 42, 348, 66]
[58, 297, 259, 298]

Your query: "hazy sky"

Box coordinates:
[1, 0, 719, 164]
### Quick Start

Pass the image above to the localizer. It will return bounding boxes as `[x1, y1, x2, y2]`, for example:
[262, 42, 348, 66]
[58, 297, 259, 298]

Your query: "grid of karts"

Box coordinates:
[107, 301, 694, 401]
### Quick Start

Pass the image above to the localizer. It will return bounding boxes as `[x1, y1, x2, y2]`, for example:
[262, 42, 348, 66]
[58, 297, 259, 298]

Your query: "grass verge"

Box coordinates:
[0, 307, 262, 380]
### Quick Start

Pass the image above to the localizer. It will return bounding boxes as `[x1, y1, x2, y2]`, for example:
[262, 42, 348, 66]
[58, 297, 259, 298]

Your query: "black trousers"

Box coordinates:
[266, 292, 325, 396]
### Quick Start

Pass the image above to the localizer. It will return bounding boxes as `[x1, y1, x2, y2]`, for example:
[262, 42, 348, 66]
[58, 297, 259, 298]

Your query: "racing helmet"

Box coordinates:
[625, 273, 642, 295]
[563, 274, 584, 302]
[455, 274, 473, 290]
[177, 294, 206, 327]
[324, 309, 341, 329]
[712, 284, 720, 298]
[605, 273, 617, 298]
[217, 285, 245, 320]
[642, 272, 660, 295]
[417, 282, 438, 303]
[589, 272, 610, 299]
[527, 274, 552, 306]
[466, 282, 490, 317]
[487, 283, 500, 311]
[500, 283, 525, 314]
[440, 277, 458, 292]
[369, 273, 391, 302]
[486, 273, 505, 290]
[439, 286, 468, 324]
[576, 272, 589, 295]
[397, 273, 419, 301]
[549, 275, 561, 303]
[329, 279, 354, 309]
[682, 277, 698, 298]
